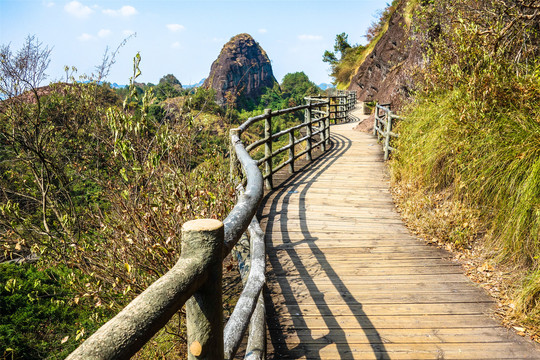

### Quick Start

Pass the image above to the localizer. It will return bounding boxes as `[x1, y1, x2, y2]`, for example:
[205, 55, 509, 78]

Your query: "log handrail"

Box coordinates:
[373, 103, 401, 160]
[67, 90, 357, 360]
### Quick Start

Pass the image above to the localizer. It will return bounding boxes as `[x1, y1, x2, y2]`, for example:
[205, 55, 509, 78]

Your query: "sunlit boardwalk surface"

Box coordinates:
[259, 118, 540, 359]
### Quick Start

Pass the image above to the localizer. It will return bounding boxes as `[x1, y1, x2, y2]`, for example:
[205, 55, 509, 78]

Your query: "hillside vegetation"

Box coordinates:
[329, 0, 540, 335]
[394, 0, 540, 329]
[0, 41, 236, 358]
[0, 36, 326, 359]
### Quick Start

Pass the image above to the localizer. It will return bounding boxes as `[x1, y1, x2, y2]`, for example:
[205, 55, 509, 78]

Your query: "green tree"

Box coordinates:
[322, 32, 353, 65]
[334, 32, 352, 58]
[158, 73, 182, 88]
[154, 74, 183, 101]
[322, 50, 338, 64]
[281, 72, 319, 102]
[322, 32, 366, 86]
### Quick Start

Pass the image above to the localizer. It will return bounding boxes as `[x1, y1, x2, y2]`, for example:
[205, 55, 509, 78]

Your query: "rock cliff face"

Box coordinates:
[348, 1, 423, 109]
[204, 33, 277, 106]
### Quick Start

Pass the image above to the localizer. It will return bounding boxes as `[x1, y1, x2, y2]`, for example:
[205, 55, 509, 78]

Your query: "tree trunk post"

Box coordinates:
[264, 109, 272, 190]
[185, 219, 225, 360]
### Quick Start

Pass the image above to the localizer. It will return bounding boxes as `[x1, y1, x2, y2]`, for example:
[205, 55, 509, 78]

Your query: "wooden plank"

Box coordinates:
[271, 326, 521, 345]
[267, 314, 502, 330]
[268, 257, 459, 268]
[267, 247, 449, 257]
[269, 266, 465, 277]
[269, 342, 538, 360]
[265, 212, 401, 219]
[266, 291, 492, 305]
[268, 283, 483, 296]
[267, 273, 473, 285]
[267, 303, 494, 316]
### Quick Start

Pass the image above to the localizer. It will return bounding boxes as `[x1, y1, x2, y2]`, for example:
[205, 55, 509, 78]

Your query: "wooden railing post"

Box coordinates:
[305, 99, 312, 162]
[288, 130, 294, 173]
[335, 93, 340, 124]
[264, 109, 272, 190]
[339, 91, 344, 123]
[384, 112, 394, 161]
[320, 113, 326, 153]
[329, 97, 333, 124]
[374, 104, 379, 137]
[185, 219, 225, 360]
[325, 103, 330, 149]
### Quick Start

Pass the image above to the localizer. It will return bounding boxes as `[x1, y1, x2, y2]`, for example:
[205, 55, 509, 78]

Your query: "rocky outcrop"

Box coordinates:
[204, 33, 277, 106]
[348, 0, 423, 109]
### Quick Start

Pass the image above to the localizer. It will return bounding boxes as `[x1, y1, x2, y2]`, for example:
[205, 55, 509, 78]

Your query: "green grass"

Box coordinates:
[394, 84, 540, 261]
[392, 68, 540, 321]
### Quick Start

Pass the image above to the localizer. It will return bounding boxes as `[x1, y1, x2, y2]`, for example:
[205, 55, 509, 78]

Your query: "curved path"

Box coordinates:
[259, 119, 540, 359]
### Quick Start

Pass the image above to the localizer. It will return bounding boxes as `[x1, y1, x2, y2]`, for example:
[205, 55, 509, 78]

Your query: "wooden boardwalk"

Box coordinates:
[259, 119, 540, 359]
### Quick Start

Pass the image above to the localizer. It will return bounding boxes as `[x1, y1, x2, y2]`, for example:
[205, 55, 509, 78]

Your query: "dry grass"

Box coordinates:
[390, 173, 540, 343]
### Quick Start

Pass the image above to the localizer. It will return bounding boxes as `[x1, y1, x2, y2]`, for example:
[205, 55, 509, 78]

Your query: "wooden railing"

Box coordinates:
[309, 89, 357, 125]
[373, 103, 400, 160]
[66, 91, 356, 360]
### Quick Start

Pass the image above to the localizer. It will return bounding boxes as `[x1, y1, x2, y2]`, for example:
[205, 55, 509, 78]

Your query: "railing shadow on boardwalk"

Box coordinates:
[260, 131, 390, 359]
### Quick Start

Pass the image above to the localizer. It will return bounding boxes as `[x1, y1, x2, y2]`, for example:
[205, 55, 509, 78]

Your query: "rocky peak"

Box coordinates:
[203, 33, 277, 106]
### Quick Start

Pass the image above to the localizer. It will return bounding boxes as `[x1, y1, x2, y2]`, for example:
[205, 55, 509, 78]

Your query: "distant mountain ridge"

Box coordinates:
[184, 78, 206, 89]
[318, 83, 335, 90]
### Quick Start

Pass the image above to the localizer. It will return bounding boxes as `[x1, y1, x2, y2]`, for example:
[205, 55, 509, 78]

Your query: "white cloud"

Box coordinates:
[98, 29, 111, 38]
[123, 29, 136, 36]
[103, 5, 138, 17]
[298, 34, 323, 41]
[65, 1, 93, 18]
[44, 1, 55, 8]
[258, 28, 268, 34]
[166, 24, 185, 32]
[77, 33, 95, 41]
[171, 42, 181, 49]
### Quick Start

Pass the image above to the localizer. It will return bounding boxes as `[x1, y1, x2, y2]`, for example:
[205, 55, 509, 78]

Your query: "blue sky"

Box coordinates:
[0, 0, 387, 86]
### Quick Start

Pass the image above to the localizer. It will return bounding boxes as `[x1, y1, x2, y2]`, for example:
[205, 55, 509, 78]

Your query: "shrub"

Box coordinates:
[0, 263, 110, 360]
